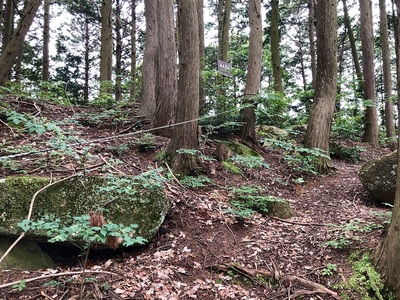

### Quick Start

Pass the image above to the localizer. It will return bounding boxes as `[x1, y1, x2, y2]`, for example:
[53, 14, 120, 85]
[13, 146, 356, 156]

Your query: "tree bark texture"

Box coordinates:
[308, 0, 316, 90]
[0, 0, 42, 86]
[42, 0, 50, 82]
[2, 0, 13, 51]
[115, 0, 122, 102]
[271, 0, 283, 94]
[218, 0, 231, 62]
[138, 0, 157, 118]
[374, 4, 400, 297]
[99, 0, 113, 93]
[359, 0, 379, 145]
[304, 0, 337, 174]
[84, 15, 90, 104]
[379, 0, 395, 139]
[130, 0, 137, 103]
[167, 0, 200, 175]
[152, 0, 177, 137]
[240, 0, 262, 144]
[198, 0, 206, 115]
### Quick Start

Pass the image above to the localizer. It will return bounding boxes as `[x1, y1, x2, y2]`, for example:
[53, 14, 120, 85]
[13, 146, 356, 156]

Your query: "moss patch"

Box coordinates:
[0, 237, 55, 270]
[222, 161, 243, 174]
[0, 176, 170, 246]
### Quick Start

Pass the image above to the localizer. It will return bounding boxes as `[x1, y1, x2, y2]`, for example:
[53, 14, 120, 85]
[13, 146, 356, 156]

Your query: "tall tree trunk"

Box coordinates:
[115, 0, 122, 102]
[130, 0, 137, 104]
[0, 0, 42, 86]
[271, 0, 283, 94]
[198, 0, 206, 115]
[308, 0, 316, 89]
[42, 0, 50, 82]
[152, 0, 177, 137]
[240, 0, 262, 144]
[2, 0, 13, 51]
[138, 0, 157, 118]
[374, 3, 400, 297]
[342, 0, 363, 91]
[304, 0, 337, 174]
[84, 15, 90, 104]
[167, 0, 200, 175]
[99, 0, 113, 94]
[379, 0, 396, 139]
[218, 0, 231, 62]
[359, 0, 379, 145]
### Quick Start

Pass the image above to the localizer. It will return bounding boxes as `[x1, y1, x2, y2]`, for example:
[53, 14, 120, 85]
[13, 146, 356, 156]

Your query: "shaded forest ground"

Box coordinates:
[0, 97, 393, 299]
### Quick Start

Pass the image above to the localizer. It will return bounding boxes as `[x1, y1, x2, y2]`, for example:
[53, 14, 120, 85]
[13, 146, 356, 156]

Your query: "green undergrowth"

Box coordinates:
[338, 252, 395, 300]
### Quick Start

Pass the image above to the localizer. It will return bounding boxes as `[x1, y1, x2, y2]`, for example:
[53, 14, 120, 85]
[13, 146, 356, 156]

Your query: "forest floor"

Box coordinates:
[0, 97, 393, 299]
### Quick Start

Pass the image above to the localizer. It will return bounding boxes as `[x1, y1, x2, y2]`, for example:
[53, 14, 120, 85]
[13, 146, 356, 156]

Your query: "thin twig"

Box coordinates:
[0, 119, 16, 135]
[98, 154, 128, 176]
[0, 270, 120, 289]
[164, 162, 185, 189]
[268, 216, 329, 227]
[0, 173, 80, 264]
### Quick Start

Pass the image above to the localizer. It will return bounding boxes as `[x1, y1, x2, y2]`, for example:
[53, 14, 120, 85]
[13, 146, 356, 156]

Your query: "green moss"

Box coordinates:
[338, 252, 395, 300]
[0, 176, 170, 246]
[223, 141, 260, 157]
[0, 238, 55, 270]
[222, 161, 242, 174]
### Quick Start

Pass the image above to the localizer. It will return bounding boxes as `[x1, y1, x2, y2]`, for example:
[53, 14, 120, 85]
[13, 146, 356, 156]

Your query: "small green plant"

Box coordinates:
[322, 263, 337, 276]
[323, 219, 383, 249]
[264, 138, 330, 174]
[134, 133, 157, 152]
[180, 175, 212, 188]
[229, 155, 269, 169]
[339, 252, 395, 300]
[12, 279, 27, 292]
[226, 185, 285, 220]
[330, 143, 365, 163]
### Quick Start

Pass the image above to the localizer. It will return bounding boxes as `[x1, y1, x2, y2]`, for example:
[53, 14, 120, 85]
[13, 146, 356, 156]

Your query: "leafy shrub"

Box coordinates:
[330, 143, 365, 163]
[180, 175, 212, 188]
[338, 252, 395, 300]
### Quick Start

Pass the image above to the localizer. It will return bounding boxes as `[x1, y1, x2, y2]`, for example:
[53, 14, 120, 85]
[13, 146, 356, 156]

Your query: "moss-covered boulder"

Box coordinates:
[358, 152, 397, 204]
[0, 238, 55, 270]
[0, 176, 170, 247]
[257, 125, 289, 137]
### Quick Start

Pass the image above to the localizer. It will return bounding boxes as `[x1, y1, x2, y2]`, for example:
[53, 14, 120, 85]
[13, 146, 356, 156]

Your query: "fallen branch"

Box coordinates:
[0, 173, 80, 264]
[268, 216, 329, 227]
[0, 270, 120, 289]
[213, 263, 339, 299]
[98, 154, 128, 176]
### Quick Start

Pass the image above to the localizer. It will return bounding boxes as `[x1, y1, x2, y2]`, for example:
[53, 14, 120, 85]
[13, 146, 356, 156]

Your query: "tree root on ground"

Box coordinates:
[212, 263, 339, 299]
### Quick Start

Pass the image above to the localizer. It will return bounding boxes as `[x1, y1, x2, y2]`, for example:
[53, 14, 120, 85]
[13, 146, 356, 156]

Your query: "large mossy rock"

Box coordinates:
[358, 152, 397, 205]
[0, 176, 170, 246]
[0, 238, 55, 270]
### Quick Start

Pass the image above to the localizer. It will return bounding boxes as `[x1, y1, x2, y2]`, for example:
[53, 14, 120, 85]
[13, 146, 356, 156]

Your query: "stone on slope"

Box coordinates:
[358, 151, 397, 205]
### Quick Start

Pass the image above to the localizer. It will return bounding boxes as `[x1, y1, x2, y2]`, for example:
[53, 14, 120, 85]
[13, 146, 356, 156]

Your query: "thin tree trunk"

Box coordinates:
[342, 0, 362, 90]
[2, 0, 13, 51]
[240, 0, 262, 144]
[304, 0, 337, 174]
[42, 0, 50, 82]
[138, 0, 157, 118]
[99, 0, 113, 94]
[130, 0, 137, 104]
[0, 0, 42, 86]
[152, 0, 177, 137]
[115, 0, 122, 102]
[84, 15, 90, 104]
[379, 0, 395, 139]
[271, 0, 283, 94]
[359, 0, 379, 145]
[308, 0, 316, 89]
[167, 0, 200, 175]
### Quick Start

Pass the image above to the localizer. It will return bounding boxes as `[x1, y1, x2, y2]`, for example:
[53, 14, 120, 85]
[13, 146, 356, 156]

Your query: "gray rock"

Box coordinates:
[0, 238, 55, 270]
[358, 151, 397, 204]
[0, 176, 170, 247]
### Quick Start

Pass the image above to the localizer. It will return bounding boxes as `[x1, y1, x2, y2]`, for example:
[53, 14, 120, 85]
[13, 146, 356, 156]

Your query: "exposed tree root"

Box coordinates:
[213, 263, 339, 299]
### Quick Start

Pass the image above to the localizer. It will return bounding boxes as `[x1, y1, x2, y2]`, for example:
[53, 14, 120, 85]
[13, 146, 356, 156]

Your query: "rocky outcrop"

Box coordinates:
[358, 152, 397, 205]
[0, 176, 170, 247]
